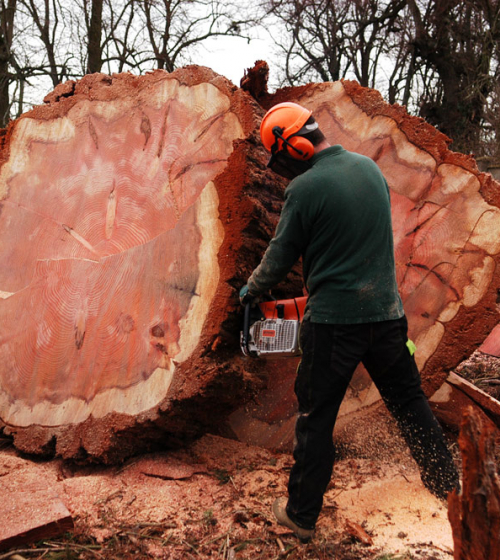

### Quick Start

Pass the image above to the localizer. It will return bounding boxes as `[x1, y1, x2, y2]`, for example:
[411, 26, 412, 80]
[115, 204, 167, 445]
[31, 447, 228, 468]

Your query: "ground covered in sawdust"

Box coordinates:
[0, 414, 457, 560]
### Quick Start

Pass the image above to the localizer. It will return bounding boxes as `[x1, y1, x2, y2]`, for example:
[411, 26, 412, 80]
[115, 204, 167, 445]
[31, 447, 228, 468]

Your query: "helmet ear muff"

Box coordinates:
[286, 135, 314, 161]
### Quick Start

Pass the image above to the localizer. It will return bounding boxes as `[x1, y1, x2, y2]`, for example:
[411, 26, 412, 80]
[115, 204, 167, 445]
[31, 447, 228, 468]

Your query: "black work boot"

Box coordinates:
[272, 497, 314, 543]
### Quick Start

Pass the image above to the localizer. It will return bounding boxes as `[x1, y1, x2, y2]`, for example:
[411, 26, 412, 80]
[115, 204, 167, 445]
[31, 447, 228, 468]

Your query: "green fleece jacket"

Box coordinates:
[247, 145, 404, 324]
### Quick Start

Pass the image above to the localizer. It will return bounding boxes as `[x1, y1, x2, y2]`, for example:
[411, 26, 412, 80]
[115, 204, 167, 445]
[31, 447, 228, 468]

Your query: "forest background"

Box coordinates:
[0, 0, 499, 163]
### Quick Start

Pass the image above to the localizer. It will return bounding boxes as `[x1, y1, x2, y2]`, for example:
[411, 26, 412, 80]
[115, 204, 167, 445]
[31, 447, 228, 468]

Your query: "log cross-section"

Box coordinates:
[229, 75, 500, 450]
[0, 68, 276, 461]
[268, 81, 500, 391]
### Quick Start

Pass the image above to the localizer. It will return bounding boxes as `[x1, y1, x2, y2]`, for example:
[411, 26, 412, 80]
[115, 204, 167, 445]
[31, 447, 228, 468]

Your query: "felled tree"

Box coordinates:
[2, 64, 500, 461]
[0, 68, 289, 462]
[230, 71, 500, 448]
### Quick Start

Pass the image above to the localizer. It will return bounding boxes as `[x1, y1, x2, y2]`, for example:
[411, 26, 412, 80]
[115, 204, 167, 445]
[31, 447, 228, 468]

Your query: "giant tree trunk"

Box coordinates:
[268, 81, 500, 390]
[1, 65, 500, 461]
[0, 68, 291, 462]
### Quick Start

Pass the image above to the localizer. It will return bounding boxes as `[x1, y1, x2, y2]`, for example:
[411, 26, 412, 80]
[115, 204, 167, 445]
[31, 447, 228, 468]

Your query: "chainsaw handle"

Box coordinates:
[242, 302, 252, 352]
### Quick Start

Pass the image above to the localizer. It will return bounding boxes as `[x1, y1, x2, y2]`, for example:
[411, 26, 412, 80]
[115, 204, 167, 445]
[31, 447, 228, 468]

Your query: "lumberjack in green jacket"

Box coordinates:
[246, 144, 404, 324]
[240, 102, 459, 543]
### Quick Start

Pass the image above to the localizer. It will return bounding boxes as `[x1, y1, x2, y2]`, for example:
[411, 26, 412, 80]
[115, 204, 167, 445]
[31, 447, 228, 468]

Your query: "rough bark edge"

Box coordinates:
[448, 407, 500, 560]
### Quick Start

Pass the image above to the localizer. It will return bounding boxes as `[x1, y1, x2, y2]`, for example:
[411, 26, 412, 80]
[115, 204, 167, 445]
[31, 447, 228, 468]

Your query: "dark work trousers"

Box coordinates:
[286, 316, 460, 530]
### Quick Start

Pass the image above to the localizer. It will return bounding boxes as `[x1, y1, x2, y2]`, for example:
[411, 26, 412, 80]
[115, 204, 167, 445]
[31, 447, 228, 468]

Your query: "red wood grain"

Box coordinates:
[0, 69, 271, 460]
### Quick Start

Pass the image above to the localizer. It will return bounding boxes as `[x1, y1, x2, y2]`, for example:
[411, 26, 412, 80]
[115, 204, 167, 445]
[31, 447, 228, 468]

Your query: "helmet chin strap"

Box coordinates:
[271, 126, 305, 157]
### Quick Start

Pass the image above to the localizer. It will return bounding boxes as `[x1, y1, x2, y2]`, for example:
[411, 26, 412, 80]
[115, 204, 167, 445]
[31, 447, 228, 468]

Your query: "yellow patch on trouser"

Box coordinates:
[406, 339, 417, 356]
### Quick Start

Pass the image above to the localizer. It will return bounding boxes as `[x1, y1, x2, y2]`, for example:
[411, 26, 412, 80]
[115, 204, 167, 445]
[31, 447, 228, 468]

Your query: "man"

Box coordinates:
[239, 102, 460, 543]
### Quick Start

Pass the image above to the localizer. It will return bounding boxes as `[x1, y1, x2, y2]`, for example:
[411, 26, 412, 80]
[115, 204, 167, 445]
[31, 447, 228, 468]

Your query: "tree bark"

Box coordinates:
[448, 407, 500, 560]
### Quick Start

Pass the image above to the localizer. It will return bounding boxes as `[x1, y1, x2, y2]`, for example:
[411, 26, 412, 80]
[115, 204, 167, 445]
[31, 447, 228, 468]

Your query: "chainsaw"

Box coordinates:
[240, 295, 307, 358]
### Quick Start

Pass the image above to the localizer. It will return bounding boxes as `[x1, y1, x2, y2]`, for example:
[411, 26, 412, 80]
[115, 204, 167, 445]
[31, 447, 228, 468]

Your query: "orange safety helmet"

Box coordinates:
[260, 102, 317, 161]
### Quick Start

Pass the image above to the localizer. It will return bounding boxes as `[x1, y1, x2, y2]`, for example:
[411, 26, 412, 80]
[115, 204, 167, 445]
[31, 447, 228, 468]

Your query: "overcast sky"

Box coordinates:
[196, 32, 280, 91]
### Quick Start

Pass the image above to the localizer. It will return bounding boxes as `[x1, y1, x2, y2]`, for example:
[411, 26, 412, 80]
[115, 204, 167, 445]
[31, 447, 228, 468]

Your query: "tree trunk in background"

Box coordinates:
[87, 0, 103, 74]
[448, 407, 500, 560]
[0, 0, 16, 127]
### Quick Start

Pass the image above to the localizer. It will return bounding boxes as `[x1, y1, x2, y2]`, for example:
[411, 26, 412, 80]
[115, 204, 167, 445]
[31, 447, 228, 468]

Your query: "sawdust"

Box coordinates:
[328, 458, 453, 557]
[1, 431, 456, 559]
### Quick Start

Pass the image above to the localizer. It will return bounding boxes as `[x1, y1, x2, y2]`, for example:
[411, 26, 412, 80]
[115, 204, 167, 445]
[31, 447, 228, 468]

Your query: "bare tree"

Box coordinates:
[266, 0, 350, 85]
[345, 0, 407, 89]
[406, 0, 500, 156]
[266, 0, 407, 87]
[103, 0, 141, 73]
[17, 0, 73, 86]
[139, 0, 253, 72]
[266, 0, 500, 158]
[0, 0, 16, 125]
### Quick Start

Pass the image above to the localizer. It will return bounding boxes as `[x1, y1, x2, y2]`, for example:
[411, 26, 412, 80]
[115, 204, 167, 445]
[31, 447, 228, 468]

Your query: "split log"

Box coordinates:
[448, 407, 500, 560]
[0, 67, 294, 462]
[231, 72, 500, 448]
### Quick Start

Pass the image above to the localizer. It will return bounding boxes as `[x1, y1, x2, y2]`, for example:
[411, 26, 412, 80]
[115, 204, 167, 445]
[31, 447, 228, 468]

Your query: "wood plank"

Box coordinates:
[0, 476, 73, 551]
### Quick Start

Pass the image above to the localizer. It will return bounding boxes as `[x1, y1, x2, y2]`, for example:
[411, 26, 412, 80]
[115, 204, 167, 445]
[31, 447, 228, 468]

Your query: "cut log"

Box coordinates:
[264, 81, 500, 393]
[448, 407, 500, 560]
[0, 68, 292, 462]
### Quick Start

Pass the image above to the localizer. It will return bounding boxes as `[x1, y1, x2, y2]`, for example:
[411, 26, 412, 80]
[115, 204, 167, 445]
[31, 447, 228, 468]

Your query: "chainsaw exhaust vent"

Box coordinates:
[247, 319, 300, 357]
[240, 296, 306, 358]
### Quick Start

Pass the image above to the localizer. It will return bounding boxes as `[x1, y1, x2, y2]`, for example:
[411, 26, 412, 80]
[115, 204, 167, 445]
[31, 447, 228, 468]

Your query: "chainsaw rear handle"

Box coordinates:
[241, 293, 274, 356]
[242, 301, 252, 354]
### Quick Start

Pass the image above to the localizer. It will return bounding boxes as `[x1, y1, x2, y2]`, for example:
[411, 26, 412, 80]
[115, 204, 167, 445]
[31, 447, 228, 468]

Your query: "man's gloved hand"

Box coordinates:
[239, 285, 258, 306]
